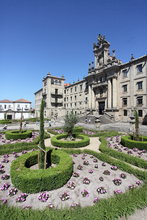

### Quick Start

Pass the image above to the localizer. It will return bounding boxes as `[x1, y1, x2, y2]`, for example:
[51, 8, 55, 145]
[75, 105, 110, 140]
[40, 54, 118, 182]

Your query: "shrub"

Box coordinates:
[121, 135, 147, 150]
[73, 126, 83, 133]
[0, 120, 12, 124]
[0, 132, 50, 155]
[5, 130, 32, 140]
[100, 137, 147, 169]
[51, 134, 90, 148]
[10, 149, 73, 193]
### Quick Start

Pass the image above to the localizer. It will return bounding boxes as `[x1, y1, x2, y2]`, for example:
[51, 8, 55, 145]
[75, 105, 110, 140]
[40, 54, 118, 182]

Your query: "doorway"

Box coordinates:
[99, 102, 105, 115]
[7, 115, 12, 120]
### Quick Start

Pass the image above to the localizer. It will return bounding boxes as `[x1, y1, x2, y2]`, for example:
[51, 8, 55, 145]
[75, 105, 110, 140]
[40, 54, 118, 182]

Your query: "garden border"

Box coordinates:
[5, 130, 32, 140]
[51, 133, 90, 148]
[10, 149, 73, 193]
[121, 135, 147, 150]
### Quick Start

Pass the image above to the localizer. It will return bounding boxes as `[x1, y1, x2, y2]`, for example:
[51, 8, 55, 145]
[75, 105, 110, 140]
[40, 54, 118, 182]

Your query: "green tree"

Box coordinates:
[38, 99, 46, 169]
[63, 111, 78, 138]
[134, 109, 139, 140]
[19, 110, 23, 133]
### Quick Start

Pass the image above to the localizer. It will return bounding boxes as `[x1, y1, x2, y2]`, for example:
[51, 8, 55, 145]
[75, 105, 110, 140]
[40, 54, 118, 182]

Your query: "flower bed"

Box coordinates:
[10, 149, 73, 193]
[51, 134, 90, 148]
[100, 136, 147, 169]
[0, 149, 146, 219]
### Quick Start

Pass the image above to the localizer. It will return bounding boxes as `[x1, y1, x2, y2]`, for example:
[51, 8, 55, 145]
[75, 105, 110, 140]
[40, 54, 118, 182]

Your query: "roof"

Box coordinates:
[64, 83, 71, 86]
[34, 88, 43, 95]
[0, 99, 12, 103]
[14, 99, 31, 103]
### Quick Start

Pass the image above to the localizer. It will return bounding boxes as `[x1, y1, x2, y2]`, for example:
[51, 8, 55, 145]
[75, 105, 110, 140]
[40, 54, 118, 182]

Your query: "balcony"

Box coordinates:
[92, 81, 108, 88]
[51, 93, 63, 98]
[51, 102, 63, 107]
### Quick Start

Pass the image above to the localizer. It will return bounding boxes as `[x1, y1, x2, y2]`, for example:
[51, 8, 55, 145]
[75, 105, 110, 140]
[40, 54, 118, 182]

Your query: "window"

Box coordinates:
[80, 84, 82, 91]
[70, 88, 72, 93]
[44, 80, 47, 86]
[138, 110, 143, 117]
[64, 98, 66, 101]
[64, 90, 66, 94]
[4, 105, 6, 109]
[137, 81, 143, 90]
[136, 64, 143, 73]
[75, 96, 77, 100]
[124, 110, 127, 116]
[70, 103, 72, 107]
[137, 96, 143, 105]
[122, 69, 128, 78]
[55, 89, 58, 94]
[122, 84, 127, 92]
[122, 98, 127, 106]
[75, 86, 77, 92]
[70, 96, 72, 101]
[75, 102, 77, 107]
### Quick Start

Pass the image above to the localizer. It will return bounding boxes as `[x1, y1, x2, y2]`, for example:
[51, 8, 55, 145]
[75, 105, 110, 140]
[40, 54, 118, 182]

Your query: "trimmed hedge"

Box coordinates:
[99, 137, 147, 169]
[0, 120, 12, 124]
[5, 130, 32, 140]
[51, 134, 90, 148]
[10, 149, 73, 193]
[0, 132, 50, 155]
[0, 148, 147, 219]
[121, 135, 147, 150]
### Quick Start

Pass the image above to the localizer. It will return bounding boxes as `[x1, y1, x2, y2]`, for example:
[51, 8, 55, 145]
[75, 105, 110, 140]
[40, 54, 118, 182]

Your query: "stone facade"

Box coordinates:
[34, 35, 147, 122]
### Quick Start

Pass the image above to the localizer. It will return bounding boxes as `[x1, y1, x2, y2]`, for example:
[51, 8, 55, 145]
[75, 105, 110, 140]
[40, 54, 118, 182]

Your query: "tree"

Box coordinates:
[38, 99, 46, 169]
[19, 110, 23, 133]
[63, 111, 78, 137]
[134, 109, 139, 141]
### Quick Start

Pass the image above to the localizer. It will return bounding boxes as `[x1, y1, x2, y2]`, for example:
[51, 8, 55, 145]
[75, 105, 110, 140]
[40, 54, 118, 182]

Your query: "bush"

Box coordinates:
[5, 130, 32, 140]
[73, 126, 83, 133]
[0, 120, 12, 124]
[0, 132, 50, 155]
[99, 137, 147, 169]
[51, 134, 90, 148]
[10, 149, 73, 193]
[121, 135, 147, 150]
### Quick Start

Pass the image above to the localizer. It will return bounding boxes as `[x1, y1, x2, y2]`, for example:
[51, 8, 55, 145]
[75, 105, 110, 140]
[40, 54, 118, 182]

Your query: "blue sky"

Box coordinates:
[0, 0, 147, 107]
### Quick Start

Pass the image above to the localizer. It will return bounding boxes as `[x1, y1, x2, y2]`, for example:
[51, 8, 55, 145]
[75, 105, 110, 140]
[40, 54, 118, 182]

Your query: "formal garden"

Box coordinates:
[0, 102, 146, 220]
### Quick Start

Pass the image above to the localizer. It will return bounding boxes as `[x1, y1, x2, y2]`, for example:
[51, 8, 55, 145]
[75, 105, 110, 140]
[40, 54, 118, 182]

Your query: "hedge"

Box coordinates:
[82, 129, 120, 137]
[99, 137, 147, 169]
[5, 130, 32, 140]
[0, 120, 12, 124]
[10, 149, 73, 193]
[0, 148, 147, 220]
[0, 132, 50, 155]
[51, 134, 90, 148]
[121, 135, 147, 150]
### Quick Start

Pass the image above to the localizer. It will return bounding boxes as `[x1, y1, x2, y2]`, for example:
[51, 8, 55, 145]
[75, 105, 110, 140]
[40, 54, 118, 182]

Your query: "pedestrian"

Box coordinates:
[85, 117, 88, 124]
[88, 119, 91, 124]
[49, 120, 51, 127]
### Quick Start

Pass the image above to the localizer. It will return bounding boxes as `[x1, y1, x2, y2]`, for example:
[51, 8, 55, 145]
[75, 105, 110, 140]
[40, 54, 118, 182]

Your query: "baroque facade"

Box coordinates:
[35, 35, 147, 122]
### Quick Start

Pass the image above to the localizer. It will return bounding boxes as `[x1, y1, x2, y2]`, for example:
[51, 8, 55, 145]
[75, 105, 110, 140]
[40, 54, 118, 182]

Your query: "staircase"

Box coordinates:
[99, 112, 114, 124]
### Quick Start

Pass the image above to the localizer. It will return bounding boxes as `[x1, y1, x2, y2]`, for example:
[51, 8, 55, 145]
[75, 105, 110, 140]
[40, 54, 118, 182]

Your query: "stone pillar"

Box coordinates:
[108, 79, 112, 108]
[88, 85, 92, 110]
[112, 78, 117, 108]
[91, 88, 95, 109]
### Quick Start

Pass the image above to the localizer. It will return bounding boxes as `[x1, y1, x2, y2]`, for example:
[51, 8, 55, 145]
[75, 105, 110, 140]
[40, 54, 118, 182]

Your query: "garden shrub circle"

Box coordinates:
[51, 134, 90, 148]
[5, 130, 32, 140]
[121, 135, 147, 150]
[10, 149, 73, 193]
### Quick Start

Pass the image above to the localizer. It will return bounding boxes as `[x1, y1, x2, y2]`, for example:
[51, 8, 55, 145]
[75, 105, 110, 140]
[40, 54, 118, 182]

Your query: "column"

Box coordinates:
[88, 85, 92, 110]
[108, 79, 112, 108]
[91, 88, 95, 109]
[112, 78, 117, 108]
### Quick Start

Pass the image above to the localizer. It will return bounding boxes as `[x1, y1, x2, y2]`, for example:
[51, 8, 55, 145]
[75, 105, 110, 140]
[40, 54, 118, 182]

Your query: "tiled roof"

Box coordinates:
[0, 99, 12, 103]
[14, 99, 31, 103]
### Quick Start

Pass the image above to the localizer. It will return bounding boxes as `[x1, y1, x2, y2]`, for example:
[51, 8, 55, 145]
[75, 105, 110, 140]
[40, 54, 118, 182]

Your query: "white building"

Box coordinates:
[0, 99, 32, 120]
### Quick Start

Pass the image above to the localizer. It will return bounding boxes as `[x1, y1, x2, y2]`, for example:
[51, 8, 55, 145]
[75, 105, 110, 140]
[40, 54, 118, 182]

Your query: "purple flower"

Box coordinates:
[60, 192, 70, 201]
[38, 192, 49, 202]
[70, 202, 80, 208]
[120, 173, 127, 179]
[102, 162, 106, 166]
[1, 174, 10, 180]
[103, 170, 110, 175]
[99, 176, 104, 181]
[114, 190, 123, 194]
[0, 183, 10, 191]
[73, 172, 79, 177]
[97, 187, 107, 194]
[48, 203, 55, 209]
[16, 193, 28, 202]
[8, 188, 18, 196]
[67, 181, 76, 189]
[77, 165, 83, 170]
[81, 189, 89, 197]
[88, 169, 93, 174]
[83, 177, 90, 184]
[111, 166, 118, 171]
[113, 179, 122, 186]
[0, 198, 7, 204]
[93, 197, 99, 203]
[136, 181, 141, 186]
[83, 160, 89, 165]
